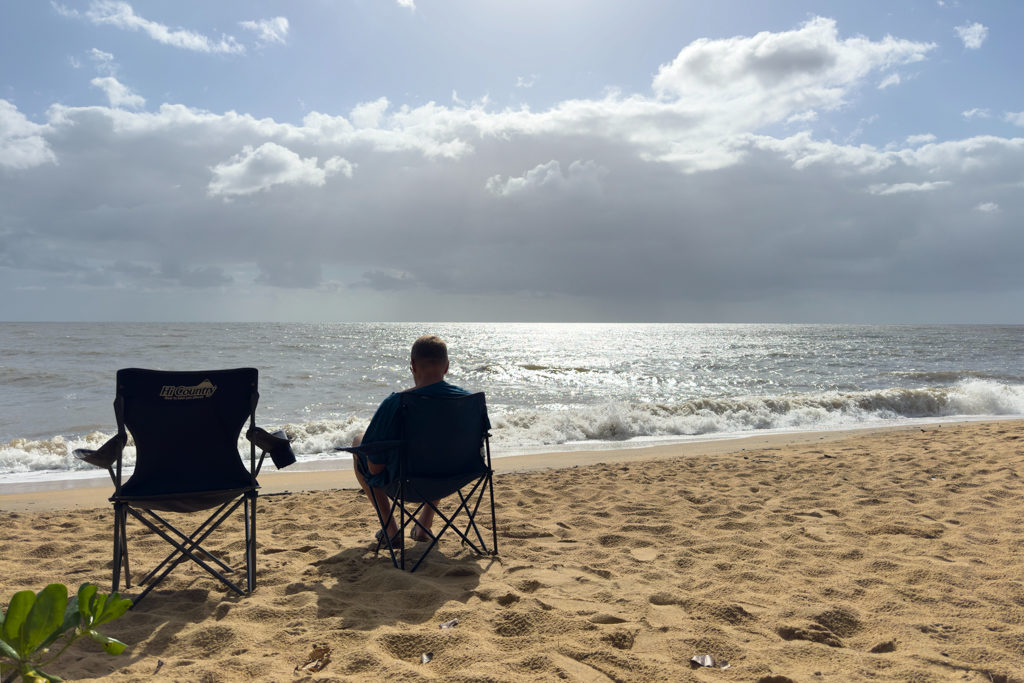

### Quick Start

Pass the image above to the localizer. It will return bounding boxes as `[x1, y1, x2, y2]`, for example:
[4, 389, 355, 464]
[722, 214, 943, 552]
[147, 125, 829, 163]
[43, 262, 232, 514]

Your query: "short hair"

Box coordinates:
[411, 335, 448, 363]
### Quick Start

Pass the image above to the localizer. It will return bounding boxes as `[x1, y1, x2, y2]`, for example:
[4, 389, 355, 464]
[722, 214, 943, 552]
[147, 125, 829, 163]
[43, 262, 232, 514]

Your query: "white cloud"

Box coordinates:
[786, 110, 818, 124]
[90, 48, 115, 62]
[16, 16, 985, 184]
[90, 77, 145, 109]
[896, 135, 1024, 174]
[976, 202, 1000, 213]
[17, 17, 945, 180]
[955, 22, 988, 50]
[755, 132, 894, 173]
[305, 17, 922, 175]
[397, 0, 415, 10]
[79, 1, 245, 54]
[652, 17, 932, 105]
[644, 17, 933, 166]
[274, 18, 933, 174]
[867, 181, 952, 195]
[1004, 112, 1024, 127]
[0, 100, 56, 169]
[208, 142, 351, 197]
[962, 108, 990, 120]
[753, 133, 1024, 179]
[486, 160, 608, 197]
[51, 2, 78, 18]
[878, 73, 901, 89]
[240, 17, 288, 46]
[350, 97, 390, 128]
[88, 48, 116, 74]
[906, 133, 936, 146]
[324, 156, 355, 178]
[516, 75, 538, 89]
[844, 114, 879, 145]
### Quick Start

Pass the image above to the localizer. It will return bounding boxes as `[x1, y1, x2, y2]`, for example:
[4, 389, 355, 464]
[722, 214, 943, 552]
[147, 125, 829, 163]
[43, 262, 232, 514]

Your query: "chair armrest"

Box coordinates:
[73, 433, 127, 486]
[336, 440, 402, 459]
[73, 432, 126, 470]
[338, 441, 403, 482]
[246, 427, 296, 470]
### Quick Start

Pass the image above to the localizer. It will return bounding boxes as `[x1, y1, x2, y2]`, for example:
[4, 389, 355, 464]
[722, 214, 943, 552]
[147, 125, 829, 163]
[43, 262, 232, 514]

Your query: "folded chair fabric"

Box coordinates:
[342, 391, 497, 572]
[74, 368, 294, 606]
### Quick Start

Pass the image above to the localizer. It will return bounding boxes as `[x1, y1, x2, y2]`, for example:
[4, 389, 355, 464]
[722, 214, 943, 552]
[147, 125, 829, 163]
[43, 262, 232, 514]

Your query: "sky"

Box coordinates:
[1, 0, 1023, 323]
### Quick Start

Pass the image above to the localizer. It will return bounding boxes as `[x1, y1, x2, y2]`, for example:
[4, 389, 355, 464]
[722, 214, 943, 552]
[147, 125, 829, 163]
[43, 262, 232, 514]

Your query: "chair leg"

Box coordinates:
[488, 473, 498, 555]
[458, 474, 497, 556]
[459, 487, 489, 552]
[398, 488, 406, 571]
[140, 507, 235, 586]
[456, 474, 498, 556]
[112, 504, 123, 592]
[120, 506, 132, 586]
[369, 488, 401, 569]
[372, 475, 497, 573]
[245, 492, 257, 594]
[125, 502, 249, 605]
[408, 504, 446, 573]
[407, 494, 481, 573]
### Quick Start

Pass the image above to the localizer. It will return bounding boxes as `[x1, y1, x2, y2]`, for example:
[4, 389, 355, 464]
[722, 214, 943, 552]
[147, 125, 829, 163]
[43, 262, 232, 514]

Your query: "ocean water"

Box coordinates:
[2, 322, 1023, 482]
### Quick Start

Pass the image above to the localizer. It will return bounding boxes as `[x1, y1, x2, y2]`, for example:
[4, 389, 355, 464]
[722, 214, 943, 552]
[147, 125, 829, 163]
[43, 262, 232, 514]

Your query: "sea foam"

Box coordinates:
[2, 380, 1021, 480]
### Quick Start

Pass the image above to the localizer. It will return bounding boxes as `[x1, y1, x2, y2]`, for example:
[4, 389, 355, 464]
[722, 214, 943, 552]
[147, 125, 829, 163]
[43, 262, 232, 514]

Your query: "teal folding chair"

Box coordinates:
[342, 392, 497, 571]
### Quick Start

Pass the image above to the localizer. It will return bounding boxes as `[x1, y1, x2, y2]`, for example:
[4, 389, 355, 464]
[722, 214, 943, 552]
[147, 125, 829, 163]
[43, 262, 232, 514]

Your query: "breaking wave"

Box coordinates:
[490, 380, 1024, 447]
[3, 380, 1023, 479]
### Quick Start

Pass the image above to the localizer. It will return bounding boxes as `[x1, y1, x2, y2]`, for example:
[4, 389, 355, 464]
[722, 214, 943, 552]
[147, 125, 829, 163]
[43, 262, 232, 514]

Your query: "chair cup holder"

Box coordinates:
[247, 427, 296, 469]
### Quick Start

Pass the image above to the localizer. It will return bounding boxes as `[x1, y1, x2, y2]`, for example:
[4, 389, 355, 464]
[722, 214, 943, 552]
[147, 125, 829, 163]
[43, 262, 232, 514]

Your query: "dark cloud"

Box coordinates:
[355, 270, 419, 291]
[255, 258, 322, 289]
[746, 45, 838, 85]
[160, 261, 233, 288]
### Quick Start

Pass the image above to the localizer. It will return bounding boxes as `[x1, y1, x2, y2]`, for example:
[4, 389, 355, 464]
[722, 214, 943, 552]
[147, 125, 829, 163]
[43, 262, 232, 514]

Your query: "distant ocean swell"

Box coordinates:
[3, 379, 1022, 477]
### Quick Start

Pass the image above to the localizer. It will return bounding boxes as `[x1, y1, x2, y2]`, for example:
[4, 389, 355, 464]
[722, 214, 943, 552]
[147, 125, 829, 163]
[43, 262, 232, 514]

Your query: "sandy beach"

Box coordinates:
[2, 421, 1023, 682]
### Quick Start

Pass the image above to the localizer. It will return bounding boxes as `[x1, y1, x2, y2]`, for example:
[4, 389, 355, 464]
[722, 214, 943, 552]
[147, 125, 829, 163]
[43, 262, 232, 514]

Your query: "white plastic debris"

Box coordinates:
[690, 654, 715, 667]
[421, 652, 433, 664]
[439, 619, 460, 629]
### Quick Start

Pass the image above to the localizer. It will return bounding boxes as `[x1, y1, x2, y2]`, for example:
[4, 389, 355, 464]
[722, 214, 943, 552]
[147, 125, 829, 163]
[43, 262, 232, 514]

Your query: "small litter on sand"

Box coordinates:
[440, 619, 460, 629]
[421, 652, 434, 664]
[295, 644, 332, 674]
[690, 654, 729, 669]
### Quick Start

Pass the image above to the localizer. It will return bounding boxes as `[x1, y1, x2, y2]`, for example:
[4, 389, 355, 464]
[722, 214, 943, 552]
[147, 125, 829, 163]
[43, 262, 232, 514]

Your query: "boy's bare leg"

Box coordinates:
[351, 434, 398, 539]
[412, 502, 439, 540]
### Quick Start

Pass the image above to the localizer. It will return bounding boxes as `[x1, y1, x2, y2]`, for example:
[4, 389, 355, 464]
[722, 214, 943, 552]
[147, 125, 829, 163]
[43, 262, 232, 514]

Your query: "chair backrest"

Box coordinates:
[398, 392, 489, 479]
[116, 368, 258, 498]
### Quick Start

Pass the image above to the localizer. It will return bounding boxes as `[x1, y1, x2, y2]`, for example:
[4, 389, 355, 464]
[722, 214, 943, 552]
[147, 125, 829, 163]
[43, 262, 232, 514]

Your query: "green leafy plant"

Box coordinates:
[0, 583, 131, 683]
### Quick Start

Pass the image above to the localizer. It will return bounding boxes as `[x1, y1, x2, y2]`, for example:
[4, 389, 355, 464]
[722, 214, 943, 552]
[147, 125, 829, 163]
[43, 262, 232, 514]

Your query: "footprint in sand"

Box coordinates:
[493, 610, 537, 637]
[514, 579, 544, 593]
[629, 547, 659, 562]
[600, 629, 635, 650]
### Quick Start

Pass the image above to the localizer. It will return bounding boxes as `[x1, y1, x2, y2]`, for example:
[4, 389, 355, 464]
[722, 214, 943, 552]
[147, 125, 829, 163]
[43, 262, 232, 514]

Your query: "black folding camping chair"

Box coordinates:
[74, 368, 294, 606]
[341, 391, 497, 572]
